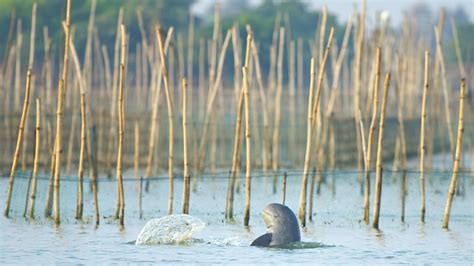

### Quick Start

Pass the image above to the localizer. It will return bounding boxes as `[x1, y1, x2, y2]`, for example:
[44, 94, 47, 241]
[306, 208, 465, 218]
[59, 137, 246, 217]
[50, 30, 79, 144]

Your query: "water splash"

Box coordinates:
[135, 214, 205, 245]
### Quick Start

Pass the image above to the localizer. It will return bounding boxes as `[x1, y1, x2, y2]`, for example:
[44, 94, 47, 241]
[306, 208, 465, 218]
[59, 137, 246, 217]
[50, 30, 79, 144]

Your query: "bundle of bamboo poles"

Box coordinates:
[0, 1, 471, 229]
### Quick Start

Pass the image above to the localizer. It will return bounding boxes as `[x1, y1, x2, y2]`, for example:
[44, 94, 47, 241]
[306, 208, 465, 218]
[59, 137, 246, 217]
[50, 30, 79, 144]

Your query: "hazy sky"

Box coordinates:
[192, 0, 474, 26]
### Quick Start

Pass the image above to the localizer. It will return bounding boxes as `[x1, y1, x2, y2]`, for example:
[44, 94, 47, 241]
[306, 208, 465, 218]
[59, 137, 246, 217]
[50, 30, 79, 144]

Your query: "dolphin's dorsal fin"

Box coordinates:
[250, 233, 272, 247]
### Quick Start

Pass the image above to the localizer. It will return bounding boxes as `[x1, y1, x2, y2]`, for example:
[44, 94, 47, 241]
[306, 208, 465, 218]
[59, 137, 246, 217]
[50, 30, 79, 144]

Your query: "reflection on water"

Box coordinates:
[0, 170, 473, 264]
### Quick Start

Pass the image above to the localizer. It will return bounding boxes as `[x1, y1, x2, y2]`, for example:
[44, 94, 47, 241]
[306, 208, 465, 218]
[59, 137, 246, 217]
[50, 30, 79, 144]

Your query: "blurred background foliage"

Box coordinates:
[0, 0, 472, 74]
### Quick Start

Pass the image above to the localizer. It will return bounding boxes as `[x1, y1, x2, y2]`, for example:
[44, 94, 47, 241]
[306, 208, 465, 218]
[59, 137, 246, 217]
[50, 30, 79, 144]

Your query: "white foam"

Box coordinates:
[135, 214, 206, 245]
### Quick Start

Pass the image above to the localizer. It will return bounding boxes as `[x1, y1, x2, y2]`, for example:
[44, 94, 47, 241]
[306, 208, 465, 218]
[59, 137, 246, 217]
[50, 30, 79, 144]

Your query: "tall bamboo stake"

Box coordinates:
[157, 26, 175, 215]
[28, 98, 41, 218]
[372, 73, 391, 229]
[400, 170, 407, 222]
[53, 0, 71, 225]
[363, 47, 381, 223]
[106, 9, 124, 176]
[299, 28, 334, 227]
[225, 32, 252, 220]
[434, 27, 454, 153]
[182, 78, 191, 214]
[251, 40, 270, 172]
[4, 69, 32, 217]
[14, 20, 22, 111]
[353, 0, 366, 190]
[70, 40, 86, 220]
[187, 15, 195, 91]
[195, 30, 231, 175]
[76, 93, 86, 220]
[20, 4, 37, 172]
[115, 24, 126, 226]
[134, 121, 140, 191]
[144, 28, 173, 190]
[272, 27, 285, 174]
[419, 50, 429, 223]
[442, 79, 466, 229]
[298, 58, 316, 226]
[243, 65, 252, 227]
[44, 140, 55, 218]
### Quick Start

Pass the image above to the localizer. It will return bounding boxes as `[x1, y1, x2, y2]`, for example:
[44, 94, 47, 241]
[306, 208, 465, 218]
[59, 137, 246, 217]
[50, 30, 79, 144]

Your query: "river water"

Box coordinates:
[1, 169, 473, 264]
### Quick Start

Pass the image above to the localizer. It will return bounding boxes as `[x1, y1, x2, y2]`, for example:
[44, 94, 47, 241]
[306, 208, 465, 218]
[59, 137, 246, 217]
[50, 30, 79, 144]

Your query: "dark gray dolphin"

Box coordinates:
[251, 203, 301, 247]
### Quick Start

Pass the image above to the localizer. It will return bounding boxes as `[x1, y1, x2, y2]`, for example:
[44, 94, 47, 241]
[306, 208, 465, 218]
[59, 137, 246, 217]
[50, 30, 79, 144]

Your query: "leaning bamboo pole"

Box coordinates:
[144, 28, 173, 190]
[44, 140, 55, 218]
[434, 27, 454, 153]
[195, 30, 231, 175]
[20, 3, 37, 172]
[225, 32, 252, 220]
[28, 98, 41, 218]
[298, 28, 334, 227]
[353, 0, 366, 189]
[419, 50, 429, 223]
[70, 40, 86, 220]
[115, 24, 126, 226]
[298, 58, 316, 226]
[442, 79, 466, 229]
[372, 73, 391, 229]
[187, 15, 194, 92]
[182, 78, 191, 214]
[4, 69, 32, 217]
[52, 0, 71, 225]
[157, 26, 175, 215]
[271, 27, 285, 173]
[13, 19, 22, 113]
[363, 47, 381, 223]
[106, 9, 124, 177]
[242, 65, 252, 227]
[250, 40, 270, 172]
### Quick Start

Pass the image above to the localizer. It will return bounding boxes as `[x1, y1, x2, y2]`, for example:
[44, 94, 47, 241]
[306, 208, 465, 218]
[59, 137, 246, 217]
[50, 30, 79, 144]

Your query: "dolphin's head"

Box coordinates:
[260, 203, 301, 246]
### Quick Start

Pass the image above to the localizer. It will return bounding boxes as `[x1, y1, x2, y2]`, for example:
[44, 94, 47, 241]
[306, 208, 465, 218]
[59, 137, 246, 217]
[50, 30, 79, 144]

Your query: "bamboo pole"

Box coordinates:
[299, 28, 334, 227]
[298, 58, 316, 226]
[242, 65, 252, 227]
[251, 39, 270, 172]
[182, 78, 191, 214]
[372, 73, 391, 229]
[19, 4, 36, 172]
[134, 121, 140, 191]
[187, 15, 195, 92]
[52, 0, 71, 225]
[4, 69, 32, 217]
[115, 24, 126, 226]
[442, 79, 466, 229]
[44, 140, 55, 218]
[76, 93, 86, 220]
[308, 167, 317, 221]
[353, 0, 366, 190]
[271, 27, 285, 173]
[225, 32, 252, 220]
[106, 9, 124, 177]
[144, 28, 173, 191]
[419, 50, 429, 223]
[195, 30, 231, 175]
[400, 170, 407, 222]
[70, 38, 87, 220]
[434, 27, 454, 153]
[363, 47, 381, 223]
[14, 20, 22, 111]
[157, 26, 175, 215]
[28, 98, 41, 218]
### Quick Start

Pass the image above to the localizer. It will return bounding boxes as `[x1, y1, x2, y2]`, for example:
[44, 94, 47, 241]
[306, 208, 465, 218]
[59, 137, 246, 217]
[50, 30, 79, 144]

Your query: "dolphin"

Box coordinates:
[251, 203, 301, 247]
